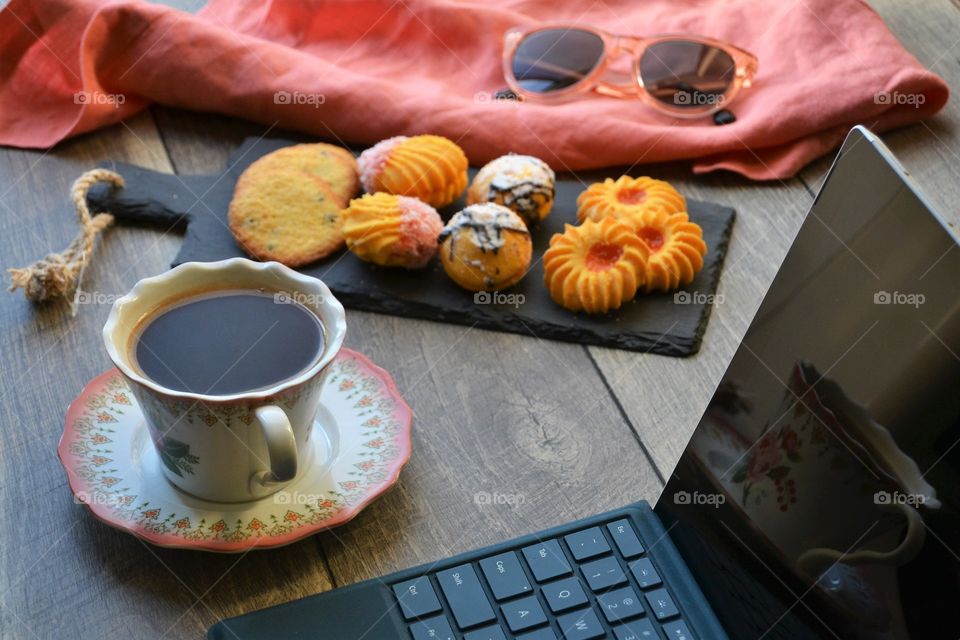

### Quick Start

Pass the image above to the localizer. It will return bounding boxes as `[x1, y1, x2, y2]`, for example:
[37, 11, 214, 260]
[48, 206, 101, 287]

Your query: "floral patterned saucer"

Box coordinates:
[58, 349, 412, 552]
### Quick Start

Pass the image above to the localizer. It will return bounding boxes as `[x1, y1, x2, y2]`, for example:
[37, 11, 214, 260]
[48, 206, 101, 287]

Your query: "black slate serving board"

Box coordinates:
[89, 136, 735, 356]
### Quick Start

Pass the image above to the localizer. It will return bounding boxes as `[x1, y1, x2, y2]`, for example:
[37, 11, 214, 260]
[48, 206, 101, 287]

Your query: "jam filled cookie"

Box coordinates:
[467, 154, 555, 226]
[576, 176, 685, 224]
[358, 135, 468, 208]
[228, 171, 344, 267]
[439, 203, 532, 292]
[627, 209, 708, 292]
[341, 193, 444, 269]
[239, 143, 360, 207]
[543, 218, 649, 314]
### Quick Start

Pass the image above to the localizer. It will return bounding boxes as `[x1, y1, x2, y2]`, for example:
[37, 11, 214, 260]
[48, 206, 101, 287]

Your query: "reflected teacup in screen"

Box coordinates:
[132, 290, 324, 396]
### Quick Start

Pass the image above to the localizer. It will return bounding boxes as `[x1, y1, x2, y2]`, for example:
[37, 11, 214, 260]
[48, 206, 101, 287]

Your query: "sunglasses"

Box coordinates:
[503, 25, 758, 118]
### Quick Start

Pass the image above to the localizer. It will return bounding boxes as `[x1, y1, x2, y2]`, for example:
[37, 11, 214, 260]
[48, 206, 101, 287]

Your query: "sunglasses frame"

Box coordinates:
[503, 24, 759, 118]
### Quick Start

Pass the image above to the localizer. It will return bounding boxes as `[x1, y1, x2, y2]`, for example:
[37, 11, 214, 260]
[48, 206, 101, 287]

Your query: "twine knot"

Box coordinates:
[7, 168, 123, 307]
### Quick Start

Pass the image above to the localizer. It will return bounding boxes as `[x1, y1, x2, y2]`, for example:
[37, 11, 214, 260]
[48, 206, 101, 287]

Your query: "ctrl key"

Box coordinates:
[393, 577, 442, 620]
[409, 614, 455, 640]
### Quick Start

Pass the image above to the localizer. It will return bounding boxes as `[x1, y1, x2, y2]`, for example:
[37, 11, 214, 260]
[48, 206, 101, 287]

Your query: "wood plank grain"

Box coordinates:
[152, 108, 665, 589]
[0, 111, 335, 640]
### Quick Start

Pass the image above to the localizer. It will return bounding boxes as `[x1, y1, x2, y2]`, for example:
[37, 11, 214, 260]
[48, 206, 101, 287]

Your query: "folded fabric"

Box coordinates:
[0, 0, 948, 179]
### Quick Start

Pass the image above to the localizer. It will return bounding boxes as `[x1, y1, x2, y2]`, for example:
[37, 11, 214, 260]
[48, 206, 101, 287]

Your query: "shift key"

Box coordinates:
[436, 564, 496, 629]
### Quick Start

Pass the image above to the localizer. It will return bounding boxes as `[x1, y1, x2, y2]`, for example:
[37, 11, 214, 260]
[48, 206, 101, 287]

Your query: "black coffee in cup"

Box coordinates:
[133, 290, 324, 395]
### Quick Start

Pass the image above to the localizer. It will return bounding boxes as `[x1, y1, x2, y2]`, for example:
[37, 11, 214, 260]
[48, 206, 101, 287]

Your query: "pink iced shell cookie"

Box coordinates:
[357, 134, 469, 208]
[340, 193, 444, 268]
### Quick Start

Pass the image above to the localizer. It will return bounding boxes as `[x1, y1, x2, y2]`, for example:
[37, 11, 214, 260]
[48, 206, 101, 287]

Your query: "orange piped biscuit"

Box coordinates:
[543, 218, 649, 314]
[359, 135, 468, 208]
[576, 176, 685, 224]
[627, 209, 708, 292]
[341, 193, 443, 269]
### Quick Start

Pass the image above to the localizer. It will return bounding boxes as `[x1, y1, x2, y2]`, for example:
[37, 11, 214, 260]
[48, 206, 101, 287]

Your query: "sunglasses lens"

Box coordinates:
[512, 29, 605, 94]
[639, 40, 735, 110]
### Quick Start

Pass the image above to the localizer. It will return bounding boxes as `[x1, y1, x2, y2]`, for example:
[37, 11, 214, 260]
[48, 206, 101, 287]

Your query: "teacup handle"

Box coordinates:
[250, 405, 298, 488]
[796, 502, 925, 577]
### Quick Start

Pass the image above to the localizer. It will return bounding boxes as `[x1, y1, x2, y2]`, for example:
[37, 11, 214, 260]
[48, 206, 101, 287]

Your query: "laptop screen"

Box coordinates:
[655, 128, 960, 639]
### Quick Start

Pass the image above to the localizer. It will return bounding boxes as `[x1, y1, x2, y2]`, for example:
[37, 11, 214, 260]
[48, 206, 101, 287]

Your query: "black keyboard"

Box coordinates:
[391, 518, 695, 640]
[207, 503, 722, 640]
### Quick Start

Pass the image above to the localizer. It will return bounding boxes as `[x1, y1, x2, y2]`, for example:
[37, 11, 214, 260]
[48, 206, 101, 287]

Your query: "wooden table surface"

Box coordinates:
[1, 1, 958, 638]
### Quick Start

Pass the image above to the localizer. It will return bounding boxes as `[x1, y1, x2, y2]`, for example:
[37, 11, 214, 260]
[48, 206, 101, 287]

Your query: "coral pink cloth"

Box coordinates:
[0, 0, 948, 179]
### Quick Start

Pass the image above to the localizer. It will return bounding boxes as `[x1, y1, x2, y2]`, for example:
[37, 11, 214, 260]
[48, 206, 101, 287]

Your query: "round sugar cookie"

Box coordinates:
[228, 170, 344, 267]
[240, 143, 360, 207]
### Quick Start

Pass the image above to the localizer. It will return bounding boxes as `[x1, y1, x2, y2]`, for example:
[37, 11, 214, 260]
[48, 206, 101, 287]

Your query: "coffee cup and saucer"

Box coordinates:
[58, 258, 412, 552]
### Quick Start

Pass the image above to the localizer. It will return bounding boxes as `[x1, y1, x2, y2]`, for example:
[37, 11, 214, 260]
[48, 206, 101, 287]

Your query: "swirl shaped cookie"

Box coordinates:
[576, 176, 685, 224]
[358, 135, 468, 208]
[341, 193, 444, 269]
[628, 210, 708, 292]
[439, 203, 532, 292]
[467, 154, 555, 226]
[543, 218, 649, 314]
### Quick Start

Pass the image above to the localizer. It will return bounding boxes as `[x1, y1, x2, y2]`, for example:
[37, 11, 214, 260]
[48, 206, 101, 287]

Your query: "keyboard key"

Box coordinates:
[607, 520, 644, 558]
[409, 614, 455, 640]
[393, 577, 442, 620]
[629, 557, 662, 589]
[501, 595, 549, 632]
[663, 619, 696, 639]
[597, 586, 645, 623]
[541, 576, 588, 613]
[564, 527, 610, 561]
[479, 551, 533, 601]
[645, 587, 680, 621]
[517, 628, 559, 640]
[464, 624, 508, 640]
[522, 540, 572, 582]
[436, 564, 496, 629]
[613, 617, 660, 639]
[581, 556, 627, 592]
[556, 607, 605, 640]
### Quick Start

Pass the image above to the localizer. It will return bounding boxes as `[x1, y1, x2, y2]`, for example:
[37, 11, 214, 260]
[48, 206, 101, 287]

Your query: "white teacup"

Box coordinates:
[103, 258, 346, 503]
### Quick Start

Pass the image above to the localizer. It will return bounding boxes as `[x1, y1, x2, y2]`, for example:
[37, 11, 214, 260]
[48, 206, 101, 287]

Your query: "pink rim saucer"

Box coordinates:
[58, 349, 413, 552]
